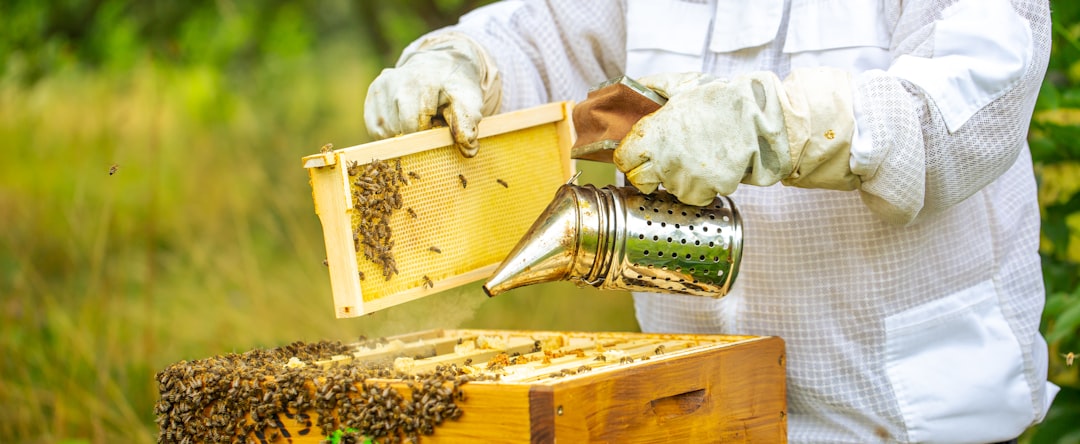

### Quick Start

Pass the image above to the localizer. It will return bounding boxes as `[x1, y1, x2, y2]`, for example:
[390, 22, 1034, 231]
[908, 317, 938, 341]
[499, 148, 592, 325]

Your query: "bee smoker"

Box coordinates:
[482, 75, 743, 298]
[482, 181, 742, 297]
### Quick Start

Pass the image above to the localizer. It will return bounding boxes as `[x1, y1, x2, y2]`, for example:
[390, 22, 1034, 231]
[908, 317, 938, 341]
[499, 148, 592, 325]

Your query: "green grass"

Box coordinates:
[0, 42, 636, 443]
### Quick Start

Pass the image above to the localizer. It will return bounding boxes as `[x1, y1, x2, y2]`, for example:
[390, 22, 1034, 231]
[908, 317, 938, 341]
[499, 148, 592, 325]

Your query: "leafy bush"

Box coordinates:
[1023, 1, 1080, 443]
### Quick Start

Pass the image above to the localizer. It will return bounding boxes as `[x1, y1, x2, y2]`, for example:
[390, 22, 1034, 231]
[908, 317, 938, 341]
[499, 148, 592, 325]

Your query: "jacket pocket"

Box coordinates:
[782, 0, 893, 71]
[883, 280, 1033, 443]
[625, 0, 712, 77]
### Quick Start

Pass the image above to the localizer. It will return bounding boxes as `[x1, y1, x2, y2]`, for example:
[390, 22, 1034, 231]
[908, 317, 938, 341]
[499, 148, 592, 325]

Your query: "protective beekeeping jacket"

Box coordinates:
[399, 0, 1057, 441]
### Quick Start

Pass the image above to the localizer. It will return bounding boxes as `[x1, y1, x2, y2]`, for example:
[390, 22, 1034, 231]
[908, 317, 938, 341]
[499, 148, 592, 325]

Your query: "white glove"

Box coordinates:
[364, 33, 502, 157]
[613, 68, 861, 206]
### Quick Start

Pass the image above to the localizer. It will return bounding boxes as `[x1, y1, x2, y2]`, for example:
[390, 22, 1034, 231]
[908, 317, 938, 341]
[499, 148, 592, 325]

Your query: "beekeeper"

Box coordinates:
[363, 0, 1057, 442]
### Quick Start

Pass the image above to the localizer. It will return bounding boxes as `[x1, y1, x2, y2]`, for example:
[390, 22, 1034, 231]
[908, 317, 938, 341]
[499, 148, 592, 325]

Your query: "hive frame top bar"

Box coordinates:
[303, 102, 576, 317]
[302, 102, 573, 169]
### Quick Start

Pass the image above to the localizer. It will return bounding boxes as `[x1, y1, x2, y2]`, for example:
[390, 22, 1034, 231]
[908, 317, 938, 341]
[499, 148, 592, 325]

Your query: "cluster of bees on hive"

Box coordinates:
[349, 158, 410, 281]
[343, 155, 512, 288]
[154, 338, 494, 444]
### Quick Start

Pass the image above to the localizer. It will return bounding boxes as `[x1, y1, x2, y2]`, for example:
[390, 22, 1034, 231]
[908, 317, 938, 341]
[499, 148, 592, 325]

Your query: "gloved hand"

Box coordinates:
[613, 68, 861, 206]
[364, 33, 502, 157]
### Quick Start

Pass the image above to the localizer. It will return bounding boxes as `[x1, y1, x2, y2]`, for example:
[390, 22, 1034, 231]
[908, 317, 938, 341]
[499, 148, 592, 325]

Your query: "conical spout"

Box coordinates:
[483, 184, 603, 297]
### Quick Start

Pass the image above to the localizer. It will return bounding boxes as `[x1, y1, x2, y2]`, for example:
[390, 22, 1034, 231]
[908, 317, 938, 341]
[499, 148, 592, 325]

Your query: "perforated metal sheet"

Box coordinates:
[304, 102, 575, 317]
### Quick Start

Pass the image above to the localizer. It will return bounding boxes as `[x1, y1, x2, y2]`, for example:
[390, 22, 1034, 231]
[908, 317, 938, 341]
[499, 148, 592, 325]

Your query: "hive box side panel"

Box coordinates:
[405, 383, 535, 443]
[548, 336, 787, 443]
[237, 383, 535, 444]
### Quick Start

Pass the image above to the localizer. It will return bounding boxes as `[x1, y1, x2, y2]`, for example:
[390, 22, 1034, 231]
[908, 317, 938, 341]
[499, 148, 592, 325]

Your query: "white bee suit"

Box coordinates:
[388, 0, 1058, 441]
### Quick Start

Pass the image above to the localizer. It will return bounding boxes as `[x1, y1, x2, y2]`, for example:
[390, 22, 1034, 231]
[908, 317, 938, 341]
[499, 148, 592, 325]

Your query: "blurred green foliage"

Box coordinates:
[0, 1, 634, 443]
[1027, 2, 1080, 443]
[1, 1, 1078, 443]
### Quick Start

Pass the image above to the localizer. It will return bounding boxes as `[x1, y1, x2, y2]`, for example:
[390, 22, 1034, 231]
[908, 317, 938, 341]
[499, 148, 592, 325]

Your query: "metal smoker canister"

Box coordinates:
[483, 183, 743, 297]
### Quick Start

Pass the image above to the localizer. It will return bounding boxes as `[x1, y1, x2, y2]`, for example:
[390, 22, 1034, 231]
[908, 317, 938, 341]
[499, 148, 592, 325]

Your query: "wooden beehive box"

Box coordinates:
[156, 330, 786, 443]
[303, 103, 575, 318]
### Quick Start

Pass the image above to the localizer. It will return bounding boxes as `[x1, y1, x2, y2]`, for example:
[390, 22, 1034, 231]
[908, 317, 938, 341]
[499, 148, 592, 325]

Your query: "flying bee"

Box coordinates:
[1064, 352, 1076, 367]
[320, 143, 334, 153]
[422, 275, 434, 289]
[108, 164, 120, 175]
[496, 178, 508, 188]
[322, 259, 329, 267]
[458, 174, 467, 188]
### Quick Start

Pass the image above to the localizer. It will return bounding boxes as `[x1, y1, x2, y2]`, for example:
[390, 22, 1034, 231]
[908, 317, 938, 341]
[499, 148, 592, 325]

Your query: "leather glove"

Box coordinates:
[364, 33, 502, 157]
[613, 68, 860, 206]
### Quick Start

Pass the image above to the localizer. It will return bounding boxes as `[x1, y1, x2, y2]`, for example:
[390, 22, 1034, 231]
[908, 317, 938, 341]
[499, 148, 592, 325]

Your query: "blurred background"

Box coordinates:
[0, 1, 1077, 443]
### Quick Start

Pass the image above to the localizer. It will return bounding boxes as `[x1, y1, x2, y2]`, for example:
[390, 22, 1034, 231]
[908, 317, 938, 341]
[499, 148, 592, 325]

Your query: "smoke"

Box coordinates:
[358, 283, 489, 337]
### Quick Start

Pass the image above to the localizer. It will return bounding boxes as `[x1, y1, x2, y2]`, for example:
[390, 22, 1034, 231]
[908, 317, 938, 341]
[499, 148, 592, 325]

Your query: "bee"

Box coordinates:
[108, 164, 120, 175]
[577, 365, 591, 373]
[407, 207, 417, 218]
[1064, 352, 1076, 367]
[463, 358, 473, 366]
[496, 178, 508, 188]
[593, 355, 606, 362]
[347, 160, 360, 176]
[619, 356, 634, 365]
[654, 344, 666, 355]
[358, 270, 365, 281]
[428, 246, 441, 254]
[408, 171, 421, 180]
[354, 175, 377, 188]
[458, 174, 468, 188]
[422, 275, 434, 289]
[322, 259, 329, 267]
[320, 143, 334, 153]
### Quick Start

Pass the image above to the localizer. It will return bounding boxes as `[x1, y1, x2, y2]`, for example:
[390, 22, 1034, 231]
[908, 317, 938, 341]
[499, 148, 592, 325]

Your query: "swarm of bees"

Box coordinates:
[349, 158, 410, 281]
[154, 339, 488, 444]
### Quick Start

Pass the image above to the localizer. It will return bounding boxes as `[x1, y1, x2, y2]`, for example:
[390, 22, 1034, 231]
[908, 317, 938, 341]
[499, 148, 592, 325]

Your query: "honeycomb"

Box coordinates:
[305, 102, 574, 316]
